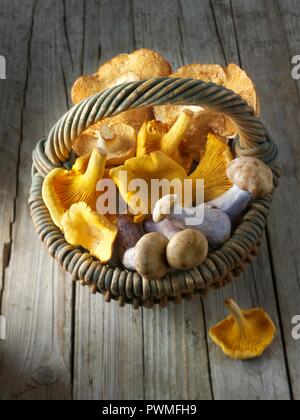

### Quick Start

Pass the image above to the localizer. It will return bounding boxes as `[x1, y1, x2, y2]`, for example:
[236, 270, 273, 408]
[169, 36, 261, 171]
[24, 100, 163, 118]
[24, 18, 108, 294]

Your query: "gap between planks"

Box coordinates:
[216, 0, 293, 398]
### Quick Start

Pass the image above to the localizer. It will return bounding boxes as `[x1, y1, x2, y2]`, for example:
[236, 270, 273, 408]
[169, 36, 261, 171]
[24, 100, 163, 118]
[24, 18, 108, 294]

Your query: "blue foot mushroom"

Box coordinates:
[152, 194, 231, 247]
[208, 157, 274, 221]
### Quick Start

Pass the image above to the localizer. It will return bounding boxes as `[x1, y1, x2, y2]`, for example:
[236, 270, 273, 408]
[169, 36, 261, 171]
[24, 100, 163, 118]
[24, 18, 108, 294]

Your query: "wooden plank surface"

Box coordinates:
[132, 0, 213, 400]
[179, 0, 290, 400]
[228, 0, 300, 400]
[0, 0, 33, 311]
[0, 0, 299, 400]
[72, 0, 145, 400]
[0, 0, 74, 400]
[206, 0, 292, 400]
[271, 0, 300, 399]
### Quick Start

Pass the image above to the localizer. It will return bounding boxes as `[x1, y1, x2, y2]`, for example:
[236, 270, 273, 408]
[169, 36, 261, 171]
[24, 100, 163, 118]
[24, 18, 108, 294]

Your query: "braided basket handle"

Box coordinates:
[36, 78, 277, 175]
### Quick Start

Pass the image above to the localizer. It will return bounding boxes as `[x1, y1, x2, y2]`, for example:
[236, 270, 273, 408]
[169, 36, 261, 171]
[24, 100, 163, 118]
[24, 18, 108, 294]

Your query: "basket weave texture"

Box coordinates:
[30, 77, 279, 308]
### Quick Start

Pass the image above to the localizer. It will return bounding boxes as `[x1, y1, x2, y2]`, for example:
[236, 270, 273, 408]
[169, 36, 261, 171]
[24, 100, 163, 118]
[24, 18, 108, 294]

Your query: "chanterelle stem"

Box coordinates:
[225, 299, 247, 332]
[160, 110, 192, 155]
[84, 148, 106, 184]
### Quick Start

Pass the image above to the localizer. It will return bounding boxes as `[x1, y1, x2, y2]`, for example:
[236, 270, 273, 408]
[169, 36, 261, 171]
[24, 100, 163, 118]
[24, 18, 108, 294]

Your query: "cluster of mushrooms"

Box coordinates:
[42, 49, 277, 359]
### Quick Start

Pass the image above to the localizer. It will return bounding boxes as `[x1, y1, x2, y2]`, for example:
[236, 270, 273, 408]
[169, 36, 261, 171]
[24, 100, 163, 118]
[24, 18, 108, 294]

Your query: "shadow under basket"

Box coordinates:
[30, 77, 280, 309]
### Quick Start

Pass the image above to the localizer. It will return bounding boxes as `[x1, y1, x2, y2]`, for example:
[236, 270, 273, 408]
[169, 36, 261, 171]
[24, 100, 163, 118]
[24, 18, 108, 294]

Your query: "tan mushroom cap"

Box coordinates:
[73, 123, 136, 167]
[71, 48, 171, 133]
[103, 109, 154, 133]
[72, 48, 171, 104]
[225, 63, 258, 112]
[135, 232, 169, 281]
[166, 229, 208, 270]
[154, 63, 258, 160]
[226, 157, 274, 198]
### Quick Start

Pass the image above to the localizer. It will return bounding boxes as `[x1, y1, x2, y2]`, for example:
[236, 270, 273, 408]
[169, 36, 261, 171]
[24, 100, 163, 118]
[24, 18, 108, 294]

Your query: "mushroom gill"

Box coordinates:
[42, 148, 106, 229]
[188, 132, 233, 203]
[209, 299, 276, 360]
[136, 110, 193, 173]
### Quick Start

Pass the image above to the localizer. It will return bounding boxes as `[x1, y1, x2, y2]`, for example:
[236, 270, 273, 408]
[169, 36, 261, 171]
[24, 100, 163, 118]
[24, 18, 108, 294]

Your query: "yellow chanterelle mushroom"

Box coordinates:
[61, 202, 118, 263]
[110, 151, 187, 223]
[136, 110, 193, 173]
[209, 299, 276, 360]
[188, 132, 233, 202]
[42, 145, 106, 229]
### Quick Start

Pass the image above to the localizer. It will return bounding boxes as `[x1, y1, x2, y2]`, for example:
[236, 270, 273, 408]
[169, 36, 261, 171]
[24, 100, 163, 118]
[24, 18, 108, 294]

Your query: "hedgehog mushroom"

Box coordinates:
[71, 48, 171, 134]
[166, 229, 208, 270]
[72, 48, 171, 105]
[122, 232, 169, 280]
[154, 63, 258, 160]
[73, 123, 137, 167]
[209, 299, 276, 360]
[208, 157, 274, 221]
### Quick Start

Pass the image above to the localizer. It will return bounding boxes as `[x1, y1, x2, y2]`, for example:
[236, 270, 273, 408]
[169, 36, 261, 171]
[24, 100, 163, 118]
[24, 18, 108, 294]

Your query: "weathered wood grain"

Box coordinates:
[0, 0, 299, 401]
[205, 238, 290, 400]
[141, 301, 212, 400]
[72, 0, 144, 400]
[0, 0, 33, 308]
[132, 0, 213, 400]
[278, 6, 300, 378]
[228, 0, 300, 399]
[178, 0, 290, 400]
[74, 296, 144, 400]
[0, 0, 75, 400]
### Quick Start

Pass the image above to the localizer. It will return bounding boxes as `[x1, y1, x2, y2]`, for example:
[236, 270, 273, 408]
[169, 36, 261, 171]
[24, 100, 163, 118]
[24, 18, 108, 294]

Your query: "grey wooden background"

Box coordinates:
[0, 0, 299, 400]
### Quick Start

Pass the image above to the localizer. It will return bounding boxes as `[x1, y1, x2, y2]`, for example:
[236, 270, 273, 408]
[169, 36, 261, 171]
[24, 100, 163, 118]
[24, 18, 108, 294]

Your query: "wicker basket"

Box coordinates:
[30, 77, 279, 308]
